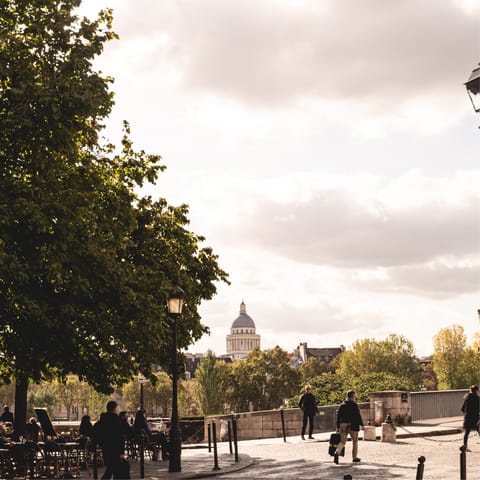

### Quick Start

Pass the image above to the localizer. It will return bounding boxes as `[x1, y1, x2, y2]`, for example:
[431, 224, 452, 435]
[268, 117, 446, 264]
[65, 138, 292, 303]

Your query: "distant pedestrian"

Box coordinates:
[334, 390, 363, 464]
[93, 401, 126, 479]
[298, 385, 318, 440]
[461, 385, 480, 451]
[0, 405, 13, 423]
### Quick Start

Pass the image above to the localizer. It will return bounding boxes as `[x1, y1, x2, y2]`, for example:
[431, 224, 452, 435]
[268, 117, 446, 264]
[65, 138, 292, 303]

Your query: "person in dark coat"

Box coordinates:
[461, 385, 480, 451]
[25, 417, 40, 442]
[79, 415, 94, 439]
[134, 409, 169, 460]
[0, 405, 14, 423]
[334, 390, 364, 464]
[298, 384, 319, 440]
[93, 401, 125, 479]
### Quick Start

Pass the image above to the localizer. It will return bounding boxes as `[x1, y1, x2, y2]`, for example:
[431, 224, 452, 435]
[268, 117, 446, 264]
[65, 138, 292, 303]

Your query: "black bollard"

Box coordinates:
[280, 407, 286, 443]
[227, 421, 233, 454]
[343, 475, 353, 480]
[27, 442, 35, 480]
[208, 422, 212, 453]
[139, 433, 145, 479]
[232, 414, 239, 463]
[416, 455, 426, 480]
[460, 445, 466, 480]
[93, 449, 98, 480]
[212, 421, 220, 470]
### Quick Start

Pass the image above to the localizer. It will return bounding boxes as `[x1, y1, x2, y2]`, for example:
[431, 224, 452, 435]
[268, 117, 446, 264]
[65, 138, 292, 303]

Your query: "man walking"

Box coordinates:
[93, 400, 126, 479]
[298, 385, 318, 440]
[461, 385, 480, 451]
[334, 390, 363, 464]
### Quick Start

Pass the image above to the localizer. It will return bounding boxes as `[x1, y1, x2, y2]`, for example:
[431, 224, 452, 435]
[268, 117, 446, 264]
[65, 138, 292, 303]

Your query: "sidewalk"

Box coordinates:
[86, 417, 466, 479]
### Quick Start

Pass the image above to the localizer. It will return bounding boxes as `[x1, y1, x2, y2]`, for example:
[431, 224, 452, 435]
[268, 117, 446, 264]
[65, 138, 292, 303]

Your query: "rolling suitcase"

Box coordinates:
[328, 432, 345, 456]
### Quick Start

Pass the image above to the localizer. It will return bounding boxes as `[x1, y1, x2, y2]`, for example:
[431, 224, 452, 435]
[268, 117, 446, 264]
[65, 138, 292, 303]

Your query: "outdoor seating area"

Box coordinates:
[0, 438, 101, 479]
[0, 407, 174, 479]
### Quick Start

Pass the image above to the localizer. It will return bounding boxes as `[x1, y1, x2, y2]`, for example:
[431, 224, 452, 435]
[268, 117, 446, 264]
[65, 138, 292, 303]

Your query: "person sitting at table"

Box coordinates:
[119, 411, 134, 442]
[0, 405, 14, 423]
[25, 417, 40, 442]
[133, 409, 168, 460]
[79, 415, 94, 439]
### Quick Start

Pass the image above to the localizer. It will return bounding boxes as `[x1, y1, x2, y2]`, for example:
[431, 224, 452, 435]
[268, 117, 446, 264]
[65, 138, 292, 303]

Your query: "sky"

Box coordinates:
[79, 0, 480, 358]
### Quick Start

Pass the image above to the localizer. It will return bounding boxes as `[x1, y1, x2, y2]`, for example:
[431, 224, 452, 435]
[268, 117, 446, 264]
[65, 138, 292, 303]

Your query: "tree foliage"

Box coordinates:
[194, 350, 229, 415]
[336, 334, 421, 387]
[299, 357, 334, 385]
[122, 372, 172, 417]
[432, 325, 474, 390]
[0, 0, 227, 435]
[227, 347, 300, 412]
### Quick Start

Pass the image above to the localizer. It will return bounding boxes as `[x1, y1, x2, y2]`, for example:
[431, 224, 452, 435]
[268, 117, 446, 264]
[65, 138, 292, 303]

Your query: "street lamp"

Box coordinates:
[167, 286, 185, 473]
[464, 63, 480, 113]
[138, 373, 149, 479]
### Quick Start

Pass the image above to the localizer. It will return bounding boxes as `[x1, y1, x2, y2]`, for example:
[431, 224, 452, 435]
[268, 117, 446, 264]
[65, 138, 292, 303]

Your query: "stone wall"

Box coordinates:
[204, 390, 464, 442]
[369, 391, 411, 425]
[206, 403, 370, 442]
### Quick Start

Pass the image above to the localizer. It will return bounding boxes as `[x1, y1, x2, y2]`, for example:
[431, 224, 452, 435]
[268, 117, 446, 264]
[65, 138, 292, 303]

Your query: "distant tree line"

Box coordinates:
[0, 324, 477, 421]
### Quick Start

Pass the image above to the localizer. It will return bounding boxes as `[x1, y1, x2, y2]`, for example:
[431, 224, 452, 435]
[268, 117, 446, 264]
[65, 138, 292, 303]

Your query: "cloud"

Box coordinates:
[353, 261, 480, 297]
[230, 174, 480, 269]
[182, 171, 480, 298]
[108, 0, 478, 111]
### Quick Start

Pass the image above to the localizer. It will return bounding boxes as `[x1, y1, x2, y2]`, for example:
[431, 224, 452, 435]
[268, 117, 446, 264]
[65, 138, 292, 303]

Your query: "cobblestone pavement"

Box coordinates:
[86, 418, 480, 479]
[211, 432, 480, 480]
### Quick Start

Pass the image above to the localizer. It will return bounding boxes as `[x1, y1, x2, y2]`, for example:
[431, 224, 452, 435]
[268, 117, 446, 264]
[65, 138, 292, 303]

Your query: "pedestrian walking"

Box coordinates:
[334, 390, 363, 464]
[298, 384, 319, 440]
[461, 385, 480, 451]
[93, 400, 128, 479]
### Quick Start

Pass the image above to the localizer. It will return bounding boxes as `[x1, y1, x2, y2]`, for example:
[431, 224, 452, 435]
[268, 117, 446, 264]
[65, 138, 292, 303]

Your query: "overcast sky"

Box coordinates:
[80, 0, 480, 357]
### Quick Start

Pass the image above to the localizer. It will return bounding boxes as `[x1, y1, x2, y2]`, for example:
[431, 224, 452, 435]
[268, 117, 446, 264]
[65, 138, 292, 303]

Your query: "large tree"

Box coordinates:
[227, 347, 300, 412]
[0, 0, 227, 436]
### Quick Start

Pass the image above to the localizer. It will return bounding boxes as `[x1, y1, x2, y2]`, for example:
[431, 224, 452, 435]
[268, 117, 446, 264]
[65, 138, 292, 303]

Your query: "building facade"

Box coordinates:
[226, 301, 261, 359]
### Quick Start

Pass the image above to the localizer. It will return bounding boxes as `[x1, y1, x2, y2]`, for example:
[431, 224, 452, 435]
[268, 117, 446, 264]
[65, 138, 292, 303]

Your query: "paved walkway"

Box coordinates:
[87, 417, 480, 479]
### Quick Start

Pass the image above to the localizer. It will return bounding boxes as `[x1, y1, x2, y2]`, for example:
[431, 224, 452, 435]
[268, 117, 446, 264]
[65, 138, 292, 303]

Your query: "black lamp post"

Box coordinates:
[465, 63, 480, 113]
[167, 286, 185, 473]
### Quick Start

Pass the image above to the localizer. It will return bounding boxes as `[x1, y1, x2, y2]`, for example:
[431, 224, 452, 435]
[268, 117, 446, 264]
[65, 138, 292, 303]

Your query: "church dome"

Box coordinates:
[231, 301, 256, 329]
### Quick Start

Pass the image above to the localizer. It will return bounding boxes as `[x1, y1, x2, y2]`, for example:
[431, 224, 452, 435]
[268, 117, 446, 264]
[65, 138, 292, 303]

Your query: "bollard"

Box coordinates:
[93, 449, 98, 480]
[212, 421, 220, 470]
[460, 445, 466, 480]
[227, 421, 233, 454]
[416, 455, 425, 480]
[232, 413, 239, 463]
[343, 475, 353, 480]
[28, 443, 35, 480]
[208, 422, 212, 453]
[139, 433, 145, 479]
[280, 407, 286, 443]
[381, 415, 397, 443]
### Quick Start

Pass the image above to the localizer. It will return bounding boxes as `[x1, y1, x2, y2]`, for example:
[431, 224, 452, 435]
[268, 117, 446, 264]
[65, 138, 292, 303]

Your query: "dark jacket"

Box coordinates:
[461, 392, 480, 429]
[336, 400, 363, 431]
[93, 412, 125, 457]
[299, 392, 319, 415]
[0, 411, 14, 423]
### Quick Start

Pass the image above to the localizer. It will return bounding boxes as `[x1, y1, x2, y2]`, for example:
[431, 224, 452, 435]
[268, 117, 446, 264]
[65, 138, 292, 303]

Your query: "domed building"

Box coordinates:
[226, 301, 261, 359]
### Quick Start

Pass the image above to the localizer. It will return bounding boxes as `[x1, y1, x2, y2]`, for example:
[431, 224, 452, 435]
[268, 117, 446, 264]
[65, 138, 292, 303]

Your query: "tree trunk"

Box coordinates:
[14, 376, 28, 439]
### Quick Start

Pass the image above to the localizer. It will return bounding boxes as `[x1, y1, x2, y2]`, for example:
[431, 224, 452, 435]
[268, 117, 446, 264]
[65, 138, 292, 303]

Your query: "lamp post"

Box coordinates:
[167, 286, 185, 473]
[464, 63, 480, 113]
[138, 373, 149, 479]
